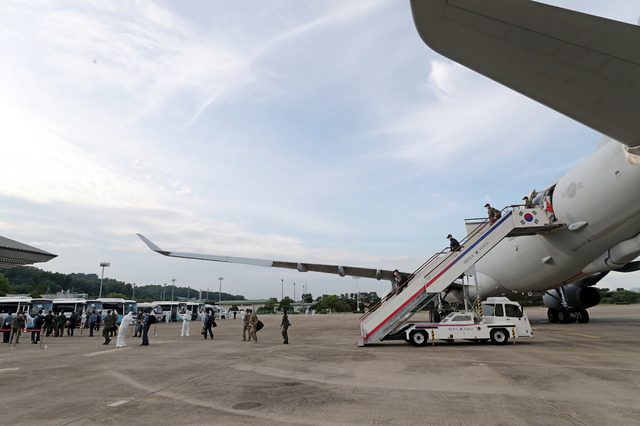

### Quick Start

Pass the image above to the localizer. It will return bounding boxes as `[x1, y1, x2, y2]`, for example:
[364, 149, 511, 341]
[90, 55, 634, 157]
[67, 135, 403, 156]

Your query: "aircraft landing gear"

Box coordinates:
[546, 307, 590, 324]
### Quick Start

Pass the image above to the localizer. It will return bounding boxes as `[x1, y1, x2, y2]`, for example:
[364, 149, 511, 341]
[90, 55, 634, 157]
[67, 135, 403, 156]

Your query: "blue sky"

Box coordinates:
[0, 1, 638, 299]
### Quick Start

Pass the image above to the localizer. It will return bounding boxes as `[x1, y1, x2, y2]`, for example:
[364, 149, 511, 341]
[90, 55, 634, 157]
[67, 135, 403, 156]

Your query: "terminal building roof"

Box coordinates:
[0, 235, 57, 269]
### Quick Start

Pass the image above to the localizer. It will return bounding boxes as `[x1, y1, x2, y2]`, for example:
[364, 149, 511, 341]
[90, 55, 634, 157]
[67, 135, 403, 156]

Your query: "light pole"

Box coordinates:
[218, 277, 223, 303]
[163, 283, 166, 300]
[353, 276, 360, 311]
[293, 282, 296, 302]
[132, 283, 136, 299]
[281, 279, 284, 302]
[171, 278, 176, 301]
[99, 262, 110, 298]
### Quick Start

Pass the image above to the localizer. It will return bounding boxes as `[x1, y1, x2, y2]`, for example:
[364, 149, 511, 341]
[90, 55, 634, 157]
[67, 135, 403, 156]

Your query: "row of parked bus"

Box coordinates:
[0, 296, 228, 328]
[138, 302, 229, 322]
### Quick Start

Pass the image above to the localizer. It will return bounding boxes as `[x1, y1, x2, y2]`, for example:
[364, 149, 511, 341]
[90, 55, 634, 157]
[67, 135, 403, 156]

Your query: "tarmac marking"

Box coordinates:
[82, 340, 174, 357]
[0, 368, 20, 374]
[84, 348, 131, 357]
[107, 400, 130, 407]
[566, 333, 600, 339]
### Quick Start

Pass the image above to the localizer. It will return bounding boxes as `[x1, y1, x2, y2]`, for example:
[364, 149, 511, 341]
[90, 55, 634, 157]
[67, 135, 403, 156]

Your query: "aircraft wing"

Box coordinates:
[137, 234, 399, 283]
[410, 0, 640, 147]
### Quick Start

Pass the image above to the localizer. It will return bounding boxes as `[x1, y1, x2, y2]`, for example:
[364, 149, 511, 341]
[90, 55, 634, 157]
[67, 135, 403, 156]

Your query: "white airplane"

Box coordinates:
[138, 0, 640, 324]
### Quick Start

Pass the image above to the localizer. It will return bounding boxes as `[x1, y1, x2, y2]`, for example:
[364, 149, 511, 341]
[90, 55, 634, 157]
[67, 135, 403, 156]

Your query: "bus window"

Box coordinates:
[0, 301, 20, 315]
[30, 300, 53, 316]
[102, 302, 123, 315]
[124, 302, 137, 315]
[178, 303, 187, 315]
[86, 302, 102, 314]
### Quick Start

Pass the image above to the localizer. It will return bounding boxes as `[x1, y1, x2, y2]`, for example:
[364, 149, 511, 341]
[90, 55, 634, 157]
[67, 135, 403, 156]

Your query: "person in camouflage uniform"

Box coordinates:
[102, 310, 114, 345]
[242, 310, 251, 341]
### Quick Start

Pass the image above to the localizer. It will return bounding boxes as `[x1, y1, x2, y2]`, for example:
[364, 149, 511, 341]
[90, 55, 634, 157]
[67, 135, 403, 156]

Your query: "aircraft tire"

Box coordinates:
[558, 308, 571, 324]
[577, 308, 590, 323]
[409, 330, 428, 347]
[547, 308, 559, 323]
[490, 328, 509, 345]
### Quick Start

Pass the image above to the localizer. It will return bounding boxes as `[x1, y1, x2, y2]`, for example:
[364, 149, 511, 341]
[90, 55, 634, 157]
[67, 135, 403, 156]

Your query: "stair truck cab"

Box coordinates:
[403, 297, 533, 346]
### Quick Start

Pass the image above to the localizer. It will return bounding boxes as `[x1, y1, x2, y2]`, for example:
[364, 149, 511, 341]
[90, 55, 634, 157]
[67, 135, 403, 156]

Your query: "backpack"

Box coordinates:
[256, 320, 264, 332]
[148, 315, 157, 324]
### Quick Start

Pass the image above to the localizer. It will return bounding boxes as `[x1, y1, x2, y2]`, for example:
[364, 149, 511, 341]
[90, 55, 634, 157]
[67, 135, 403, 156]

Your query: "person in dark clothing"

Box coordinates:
[89, 311, 97, 337]
[203, 312, 214, 340]
[110, 310, 118, 337]
[134, 311, 144, 337]
[67, 312, 77, 336]
[140, 312, 150, 346]
[44, 311, 54, 337]
[2, 312, 13, 343]
[393, 269, 404, 293]
[447, 234, 461, 252]
[280, 309, 290, 344]
[32, 310, 44, 344]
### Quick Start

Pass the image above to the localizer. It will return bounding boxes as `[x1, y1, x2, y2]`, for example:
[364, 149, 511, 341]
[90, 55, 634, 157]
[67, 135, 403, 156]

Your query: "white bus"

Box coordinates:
[52, 298, 86, 317]
[85, 298, 137, 323]
[153, 301, 187, 322]
[204, 304, 228, 320]
[185, 302, 205, 321]
[0, 296, 53, 329]
[137, 302, 164, 320]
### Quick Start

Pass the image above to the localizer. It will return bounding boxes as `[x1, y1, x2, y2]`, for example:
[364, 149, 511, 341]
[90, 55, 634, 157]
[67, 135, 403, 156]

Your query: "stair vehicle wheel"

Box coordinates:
[547, 308, 559, 323]
[489, 328, 509, 345]
[409, 330, 428, 347]
[577, 308, 590, 323]
[558, 308, 571, 324]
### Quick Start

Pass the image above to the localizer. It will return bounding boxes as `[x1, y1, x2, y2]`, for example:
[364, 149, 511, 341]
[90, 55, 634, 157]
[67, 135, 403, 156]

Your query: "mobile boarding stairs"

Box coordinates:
[357, 206, 562, 346]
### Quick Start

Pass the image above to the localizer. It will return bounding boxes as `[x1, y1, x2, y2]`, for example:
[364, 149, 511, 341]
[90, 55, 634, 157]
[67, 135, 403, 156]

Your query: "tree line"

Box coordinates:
[1, 266, 636, 311]
[0, 266, 245, 302]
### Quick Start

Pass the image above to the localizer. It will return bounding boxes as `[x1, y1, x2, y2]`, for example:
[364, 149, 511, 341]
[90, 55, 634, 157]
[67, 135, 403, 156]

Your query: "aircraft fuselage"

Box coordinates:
[477, 139, 640, 297]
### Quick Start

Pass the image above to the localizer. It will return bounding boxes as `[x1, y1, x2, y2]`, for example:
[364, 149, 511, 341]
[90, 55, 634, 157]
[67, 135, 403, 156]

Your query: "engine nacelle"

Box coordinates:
[543, 284, 601, 310]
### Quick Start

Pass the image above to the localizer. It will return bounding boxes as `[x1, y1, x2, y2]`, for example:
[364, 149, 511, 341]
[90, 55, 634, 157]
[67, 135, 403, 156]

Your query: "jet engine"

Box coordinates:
[543, 284, 601, 310]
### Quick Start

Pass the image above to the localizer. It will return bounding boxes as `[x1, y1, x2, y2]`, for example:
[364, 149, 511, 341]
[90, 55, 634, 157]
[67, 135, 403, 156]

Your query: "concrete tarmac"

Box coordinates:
[1, 305, 639, 425]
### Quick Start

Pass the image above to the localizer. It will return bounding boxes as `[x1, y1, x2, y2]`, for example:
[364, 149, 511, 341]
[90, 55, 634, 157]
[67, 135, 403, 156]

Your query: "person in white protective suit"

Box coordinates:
[116, 311, 135, 348]
[181, 310, 192, 337]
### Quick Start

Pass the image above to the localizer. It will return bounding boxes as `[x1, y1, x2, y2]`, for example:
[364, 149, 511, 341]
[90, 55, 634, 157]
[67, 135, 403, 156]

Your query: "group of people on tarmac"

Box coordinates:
[2, 306, 293, 348]
[1, 311, 26, 346]
[238, 308, 290, 344]
[1, 310, 82, 346]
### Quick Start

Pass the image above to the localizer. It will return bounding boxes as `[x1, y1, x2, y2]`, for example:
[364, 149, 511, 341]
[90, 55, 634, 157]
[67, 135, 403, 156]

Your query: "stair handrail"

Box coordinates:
[360, 214, 497, 321]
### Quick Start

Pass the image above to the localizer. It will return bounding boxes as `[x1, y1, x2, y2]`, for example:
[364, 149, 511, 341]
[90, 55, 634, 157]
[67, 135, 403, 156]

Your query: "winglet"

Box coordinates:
[136, 234, 171, 256]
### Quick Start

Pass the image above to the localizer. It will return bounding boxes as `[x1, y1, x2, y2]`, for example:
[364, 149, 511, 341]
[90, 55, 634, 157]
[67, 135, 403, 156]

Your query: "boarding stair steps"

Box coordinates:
[357, 207, 561, 346]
